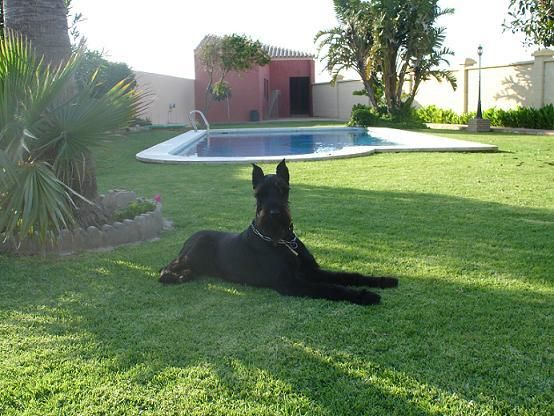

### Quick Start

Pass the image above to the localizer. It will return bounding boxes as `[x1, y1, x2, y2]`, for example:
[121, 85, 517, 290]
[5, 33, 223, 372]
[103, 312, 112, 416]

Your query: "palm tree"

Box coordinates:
[371, 0, 456, 114]
[315, 0, 380, 108]
[0, 32, 142, 243]
[2, 0, 138, 227]
[315, 0, 456, 115]
[403, 26, 457, 110]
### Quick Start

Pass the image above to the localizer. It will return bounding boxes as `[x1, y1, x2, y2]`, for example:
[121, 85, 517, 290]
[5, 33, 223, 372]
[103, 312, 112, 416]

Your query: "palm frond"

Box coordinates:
[0, 149, 17, 190]
[0, 161, 75, 242]
[0, 30, 81, 161]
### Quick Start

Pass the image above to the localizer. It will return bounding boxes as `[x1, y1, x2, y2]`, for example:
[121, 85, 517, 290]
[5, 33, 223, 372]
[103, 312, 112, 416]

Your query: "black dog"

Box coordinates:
[159, 160, 397, 305]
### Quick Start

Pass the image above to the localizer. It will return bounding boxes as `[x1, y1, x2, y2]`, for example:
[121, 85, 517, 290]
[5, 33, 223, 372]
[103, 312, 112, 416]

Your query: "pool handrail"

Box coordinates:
[188, 110, 210, 132]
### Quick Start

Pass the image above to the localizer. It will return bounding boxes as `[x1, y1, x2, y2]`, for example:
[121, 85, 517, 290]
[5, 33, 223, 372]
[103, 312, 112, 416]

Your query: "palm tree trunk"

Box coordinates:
[71, 152, 108, 227]
[4, 0, 71, 65]
[0, 0, 5, 37]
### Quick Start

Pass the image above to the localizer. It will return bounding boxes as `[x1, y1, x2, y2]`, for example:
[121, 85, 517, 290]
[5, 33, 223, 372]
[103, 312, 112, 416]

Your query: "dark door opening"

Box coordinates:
[289, 77, 310, 115]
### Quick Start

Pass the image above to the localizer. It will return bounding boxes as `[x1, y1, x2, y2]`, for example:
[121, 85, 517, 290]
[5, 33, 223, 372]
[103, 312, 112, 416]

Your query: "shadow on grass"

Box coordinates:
[290, 185, 553, 287]
[1, 182, 552, 414]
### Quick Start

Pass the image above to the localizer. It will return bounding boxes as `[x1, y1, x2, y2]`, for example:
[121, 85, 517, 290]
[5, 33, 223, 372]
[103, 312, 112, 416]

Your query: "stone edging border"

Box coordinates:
[1, 191, 170, 256]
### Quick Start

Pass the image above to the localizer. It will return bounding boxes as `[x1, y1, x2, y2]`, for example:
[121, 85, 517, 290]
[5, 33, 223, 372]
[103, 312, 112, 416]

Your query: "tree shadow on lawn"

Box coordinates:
[3, 266, 550, 415]
[1, 186, 552, 414]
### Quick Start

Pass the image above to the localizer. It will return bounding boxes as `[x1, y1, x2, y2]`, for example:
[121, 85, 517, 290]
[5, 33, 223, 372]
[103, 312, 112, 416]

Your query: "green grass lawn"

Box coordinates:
[1, 125, 553, 415]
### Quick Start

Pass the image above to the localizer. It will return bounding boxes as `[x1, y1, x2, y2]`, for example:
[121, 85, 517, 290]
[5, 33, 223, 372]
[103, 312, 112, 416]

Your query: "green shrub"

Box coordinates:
[112, 200, 156, 222]
[131, 117, 152, 127]
[415, 105, 554, 130]
[458, 112, 476, 124]
[347, 105, 379, 127]
[348, 104, 426, 129]
[483, 106, 554, 129]
[414, 105, 470, 124]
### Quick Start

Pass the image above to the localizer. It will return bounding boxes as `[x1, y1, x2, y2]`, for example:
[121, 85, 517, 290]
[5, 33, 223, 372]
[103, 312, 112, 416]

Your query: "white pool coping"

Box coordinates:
[135, 126, 498, 164]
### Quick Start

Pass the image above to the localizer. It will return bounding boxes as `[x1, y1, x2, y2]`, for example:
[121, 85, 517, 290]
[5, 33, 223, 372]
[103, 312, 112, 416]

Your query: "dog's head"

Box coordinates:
[252, 159, 292, 242]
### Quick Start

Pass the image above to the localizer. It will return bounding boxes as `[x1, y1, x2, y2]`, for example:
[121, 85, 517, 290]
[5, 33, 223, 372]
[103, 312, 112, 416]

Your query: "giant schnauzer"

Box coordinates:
[159, 160, 398, 305]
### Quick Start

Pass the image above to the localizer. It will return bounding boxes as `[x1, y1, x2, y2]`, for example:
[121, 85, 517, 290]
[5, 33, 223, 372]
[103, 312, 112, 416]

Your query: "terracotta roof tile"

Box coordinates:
[195, 35, 314, 59]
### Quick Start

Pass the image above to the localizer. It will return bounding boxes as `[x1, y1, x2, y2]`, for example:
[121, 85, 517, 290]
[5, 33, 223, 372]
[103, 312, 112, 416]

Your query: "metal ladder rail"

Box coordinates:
[188, 110, 210, 132]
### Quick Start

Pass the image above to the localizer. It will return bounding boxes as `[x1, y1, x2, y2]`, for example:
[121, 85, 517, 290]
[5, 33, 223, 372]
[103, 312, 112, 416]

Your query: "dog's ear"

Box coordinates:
[276, 159, 289, 185]
[252, 164, 265, 189]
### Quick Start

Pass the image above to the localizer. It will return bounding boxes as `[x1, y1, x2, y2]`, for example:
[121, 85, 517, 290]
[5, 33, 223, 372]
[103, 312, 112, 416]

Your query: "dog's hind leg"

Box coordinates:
[159, 240, 199, 284]
[305, 269, 398, 289]
[159, 255, 195, 284]
[159, 231, 222, 284]
[277, 277, 381, 305]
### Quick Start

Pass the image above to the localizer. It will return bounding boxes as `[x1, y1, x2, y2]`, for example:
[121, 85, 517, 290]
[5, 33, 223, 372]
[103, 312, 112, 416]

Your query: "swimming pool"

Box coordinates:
[179, 129, 394, 158]
[136, 127, 497, 164]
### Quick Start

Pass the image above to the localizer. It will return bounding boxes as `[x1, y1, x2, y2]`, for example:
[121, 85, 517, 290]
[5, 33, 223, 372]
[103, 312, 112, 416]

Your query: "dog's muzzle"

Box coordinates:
[256, 206, 291, 242]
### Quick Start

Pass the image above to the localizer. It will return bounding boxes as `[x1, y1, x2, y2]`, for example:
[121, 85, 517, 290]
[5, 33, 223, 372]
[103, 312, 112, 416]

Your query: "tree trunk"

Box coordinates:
[226, 96, 231, 120]
[71, 152, 108, 227]
[404, 75, 422, 111]
[4, 0, 71, 65]
[382, 47, 400, 114]
[362, 78, 378, 108]
[0, 0, 5, 37]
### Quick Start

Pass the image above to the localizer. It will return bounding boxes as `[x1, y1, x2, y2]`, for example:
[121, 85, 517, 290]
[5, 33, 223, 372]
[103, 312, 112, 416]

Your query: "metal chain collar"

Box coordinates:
[249, 222, 299, 255]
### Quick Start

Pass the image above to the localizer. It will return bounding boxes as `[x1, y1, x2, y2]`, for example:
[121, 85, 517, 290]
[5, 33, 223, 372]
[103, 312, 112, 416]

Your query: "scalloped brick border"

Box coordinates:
[1, 202, 167, 256]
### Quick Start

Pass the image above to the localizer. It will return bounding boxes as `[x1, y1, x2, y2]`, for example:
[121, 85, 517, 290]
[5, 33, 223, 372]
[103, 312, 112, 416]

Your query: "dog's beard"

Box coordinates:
[256, 208, 291, 242]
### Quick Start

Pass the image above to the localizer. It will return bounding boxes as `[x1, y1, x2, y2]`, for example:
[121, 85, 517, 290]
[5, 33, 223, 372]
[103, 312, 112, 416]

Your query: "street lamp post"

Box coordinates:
[468, 45, 490, 132]
[476, 45, 483, 119]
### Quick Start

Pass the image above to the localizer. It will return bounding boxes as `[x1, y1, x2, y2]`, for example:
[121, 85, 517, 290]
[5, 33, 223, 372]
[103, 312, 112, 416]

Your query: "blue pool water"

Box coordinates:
[179, 130, 394, 157]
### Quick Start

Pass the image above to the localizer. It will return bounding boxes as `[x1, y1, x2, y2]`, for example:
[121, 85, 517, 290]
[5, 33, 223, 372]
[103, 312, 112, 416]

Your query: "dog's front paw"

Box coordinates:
[379, 277, 399, 289]
[159, 270, 186, 284]
[159, 268, 194, 284]
[355, 289, 381, 305]
[159, 271, 178, 284]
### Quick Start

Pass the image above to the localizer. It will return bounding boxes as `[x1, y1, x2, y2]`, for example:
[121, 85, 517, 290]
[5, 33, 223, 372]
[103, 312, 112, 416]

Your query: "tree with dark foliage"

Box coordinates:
[505, 0, 554, 47]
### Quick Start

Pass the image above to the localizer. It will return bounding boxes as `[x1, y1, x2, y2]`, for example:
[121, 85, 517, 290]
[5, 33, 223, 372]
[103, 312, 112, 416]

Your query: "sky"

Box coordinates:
[71, 0, 534, 82]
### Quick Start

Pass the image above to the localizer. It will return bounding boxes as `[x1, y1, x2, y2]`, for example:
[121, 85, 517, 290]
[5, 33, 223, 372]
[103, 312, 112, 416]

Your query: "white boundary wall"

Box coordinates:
[313, 49, 554, 120]
[313, 80, 369, 120]
[134, 71, 195, 125]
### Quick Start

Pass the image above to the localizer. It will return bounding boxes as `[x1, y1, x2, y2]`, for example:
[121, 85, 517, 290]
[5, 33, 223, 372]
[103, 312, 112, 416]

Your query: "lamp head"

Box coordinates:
[477, 45, 483, 56]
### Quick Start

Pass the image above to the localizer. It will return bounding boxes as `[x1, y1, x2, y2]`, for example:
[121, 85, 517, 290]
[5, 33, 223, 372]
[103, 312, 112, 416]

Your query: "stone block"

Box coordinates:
[123, 219, 141, 243]
[20, 233, 55, 255]
[109, 222, 128, 246]
[57, 229, 74, 254]
[85, 226, 103, 249]
[72, 228, 87, 252]
[141, 213, 158, 240]
[467, 118, 491, 132]
[101, 224, 114, 247]
[102, 190, 137, 214]
[103, 223, 126, 248]
[134, 215, 147, 240]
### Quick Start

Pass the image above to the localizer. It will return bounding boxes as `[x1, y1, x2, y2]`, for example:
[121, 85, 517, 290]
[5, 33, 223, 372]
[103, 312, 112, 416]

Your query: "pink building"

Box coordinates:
[194, 36, 315, 123]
